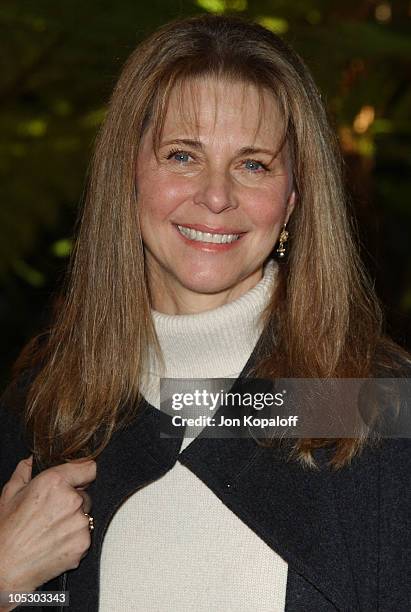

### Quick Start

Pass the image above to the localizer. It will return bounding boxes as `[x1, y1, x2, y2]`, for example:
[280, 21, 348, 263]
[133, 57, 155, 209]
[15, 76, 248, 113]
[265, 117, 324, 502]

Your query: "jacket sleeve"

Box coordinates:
[378, 437, 411, 611]
[0, 371, 34, 490]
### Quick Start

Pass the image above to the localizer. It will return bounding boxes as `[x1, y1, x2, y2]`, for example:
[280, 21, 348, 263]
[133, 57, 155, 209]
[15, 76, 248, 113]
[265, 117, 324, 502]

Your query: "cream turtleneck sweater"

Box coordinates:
[99, 259, 288, 611]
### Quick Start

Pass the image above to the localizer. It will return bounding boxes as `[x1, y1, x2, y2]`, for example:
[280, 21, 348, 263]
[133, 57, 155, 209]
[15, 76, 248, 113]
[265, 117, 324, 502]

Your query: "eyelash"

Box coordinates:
[165, 148, 270, 172]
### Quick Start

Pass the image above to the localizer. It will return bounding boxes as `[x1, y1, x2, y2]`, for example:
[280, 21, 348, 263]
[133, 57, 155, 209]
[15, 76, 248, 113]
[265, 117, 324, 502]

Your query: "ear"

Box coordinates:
[284, 189, 296, 225]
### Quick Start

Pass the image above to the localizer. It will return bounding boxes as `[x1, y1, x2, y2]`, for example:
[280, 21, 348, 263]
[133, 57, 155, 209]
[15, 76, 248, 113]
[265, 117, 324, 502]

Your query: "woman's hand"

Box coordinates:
[0, 455, 97, 607]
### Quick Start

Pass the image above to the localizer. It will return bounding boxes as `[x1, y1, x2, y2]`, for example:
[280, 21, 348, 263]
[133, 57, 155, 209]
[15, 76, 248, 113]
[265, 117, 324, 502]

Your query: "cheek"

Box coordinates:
[246, 188, 288, 229]
[138, 173, 192, 221]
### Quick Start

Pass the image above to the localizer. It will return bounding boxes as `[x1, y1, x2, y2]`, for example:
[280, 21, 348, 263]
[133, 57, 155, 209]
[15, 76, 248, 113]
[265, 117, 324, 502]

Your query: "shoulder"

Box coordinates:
[377, 437, 411, 503]
[323, 437, 411, 521]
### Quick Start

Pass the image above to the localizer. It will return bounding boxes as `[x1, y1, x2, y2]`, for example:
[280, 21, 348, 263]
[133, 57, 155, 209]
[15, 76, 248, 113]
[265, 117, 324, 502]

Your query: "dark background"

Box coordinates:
[1, 0, 410, 390]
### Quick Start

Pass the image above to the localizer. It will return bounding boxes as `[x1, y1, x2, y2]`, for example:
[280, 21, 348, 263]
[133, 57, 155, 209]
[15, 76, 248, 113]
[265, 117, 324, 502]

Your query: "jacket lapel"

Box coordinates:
[179, 432, 360, 611]
[33, 402, 186, 611]
[170, 344, 363, 612]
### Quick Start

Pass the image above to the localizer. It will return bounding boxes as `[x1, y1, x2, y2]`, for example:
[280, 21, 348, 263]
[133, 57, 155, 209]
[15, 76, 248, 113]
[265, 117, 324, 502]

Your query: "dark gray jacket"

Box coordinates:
[1, 347, 410, 612]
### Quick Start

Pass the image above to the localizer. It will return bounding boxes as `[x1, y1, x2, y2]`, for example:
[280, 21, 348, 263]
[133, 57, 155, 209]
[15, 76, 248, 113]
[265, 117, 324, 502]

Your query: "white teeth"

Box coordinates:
[177, 225, 241, 244]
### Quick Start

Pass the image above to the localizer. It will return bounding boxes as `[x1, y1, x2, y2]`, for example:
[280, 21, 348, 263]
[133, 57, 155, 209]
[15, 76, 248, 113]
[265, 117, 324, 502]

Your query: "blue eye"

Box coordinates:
[167, 149, 191, 163]
[244, 159, 268, 172]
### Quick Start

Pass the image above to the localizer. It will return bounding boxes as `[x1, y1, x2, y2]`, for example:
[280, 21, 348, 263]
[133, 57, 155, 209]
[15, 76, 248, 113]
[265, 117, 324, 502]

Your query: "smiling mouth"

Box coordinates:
[175, 224, 244, 244]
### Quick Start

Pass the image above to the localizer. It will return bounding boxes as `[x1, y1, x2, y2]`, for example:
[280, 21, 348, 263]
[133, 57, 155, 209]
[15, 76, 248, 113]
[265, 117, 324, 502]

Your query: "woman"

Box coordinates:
[0, 13, 410, 612]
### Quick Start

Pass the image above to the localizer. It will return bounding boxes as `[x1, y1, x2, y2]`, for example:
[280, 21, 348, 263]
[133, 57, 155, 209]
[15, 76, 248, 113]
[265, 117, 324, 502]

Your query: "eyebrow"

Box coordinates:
[160, 138, 278, 158]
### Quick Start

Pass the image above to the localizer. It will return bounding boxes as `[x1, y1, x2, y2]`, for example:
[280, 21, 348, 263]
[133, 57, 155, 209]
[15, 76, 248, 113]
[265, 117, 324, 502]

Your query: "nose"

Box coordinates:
[193, 167, 237, 214]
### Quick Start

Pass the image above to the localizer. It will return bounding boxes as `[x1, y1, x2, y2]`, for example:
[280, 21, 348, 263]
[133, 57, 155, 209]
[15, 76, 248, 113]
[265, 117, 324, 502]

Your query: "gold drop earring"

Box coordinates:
[276, 224, 289, 258]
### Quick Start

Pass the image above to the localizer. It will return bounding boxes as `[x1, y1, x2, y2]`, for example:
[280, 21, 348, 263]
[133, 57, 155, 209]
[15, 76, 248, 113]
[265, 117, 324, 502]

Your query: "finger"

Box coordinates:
[54, 460, 97, 489]
[3, 456, 34, 497]
[76, 489, 92, 514]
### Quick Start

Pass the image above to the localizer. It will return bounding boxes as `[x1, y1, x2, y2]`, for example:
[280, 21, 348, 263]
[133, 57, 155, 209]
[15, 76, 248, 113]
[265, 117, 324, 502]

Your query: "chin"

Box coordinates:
[178, 271, 237, 296]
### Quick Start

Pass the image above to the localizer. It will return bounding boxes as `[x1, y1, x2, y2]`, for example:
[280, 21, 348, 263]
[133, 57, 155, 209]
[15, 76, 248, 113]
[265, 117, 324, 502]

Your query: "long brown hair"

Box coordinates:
[3, 14, 410, 470]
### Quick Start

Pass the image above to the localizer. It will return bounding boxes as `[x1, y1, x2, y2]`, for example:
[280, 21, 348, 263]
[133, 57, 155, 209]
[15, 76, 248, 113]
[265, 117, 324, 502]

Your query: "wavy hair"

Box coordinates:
[3, 13, 410, 470]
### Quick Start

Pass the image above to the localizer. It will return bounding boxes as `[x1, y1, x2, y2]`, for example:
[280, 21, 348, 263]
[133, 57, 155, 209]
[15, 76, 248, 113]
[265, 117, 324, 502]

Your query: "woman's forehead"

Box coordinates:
[157, 76, 287, 147]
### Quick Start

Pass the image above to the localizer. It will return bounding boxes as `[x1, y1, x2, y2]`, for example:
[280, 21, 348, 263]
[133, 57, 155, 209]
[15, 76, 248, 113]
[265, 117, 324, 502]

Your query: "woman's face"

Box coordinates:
[136, 77, 295, 314]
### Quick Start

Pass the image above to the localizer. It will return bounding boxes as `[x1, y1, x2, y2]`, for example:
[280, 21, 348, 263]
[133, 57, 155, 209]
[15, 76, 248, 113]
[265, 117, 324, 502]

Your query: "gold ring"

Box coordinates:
[84, 512, 94, 532]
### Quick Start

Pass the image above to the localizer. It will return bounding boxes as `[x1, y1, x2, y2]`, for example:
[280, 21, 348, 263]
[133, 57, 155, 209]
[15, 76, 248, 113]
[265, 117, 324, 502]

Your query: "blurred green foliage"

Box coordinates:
[1, 0, 410, 386]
